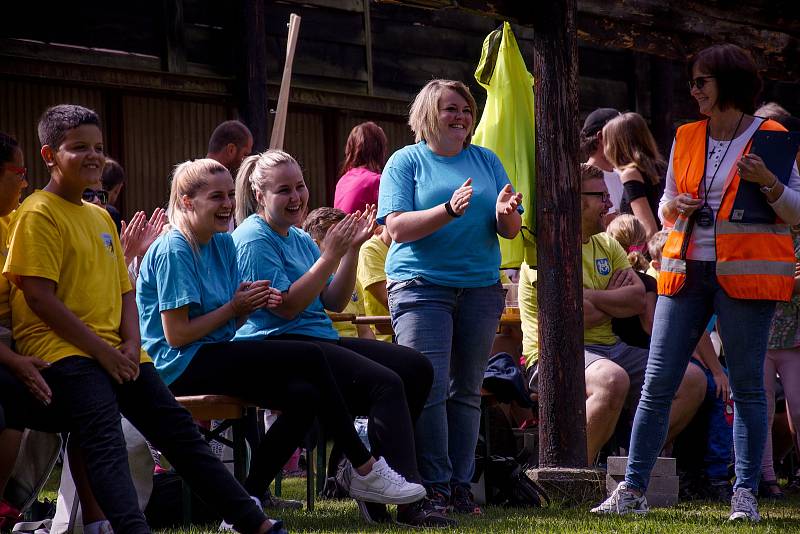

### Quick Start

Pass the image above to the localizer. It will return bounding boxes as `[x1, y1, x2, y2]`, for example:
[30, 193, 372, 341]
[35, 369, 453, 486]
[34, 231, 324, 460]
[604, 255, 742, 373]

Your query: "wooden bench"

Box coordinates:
[175, 395, 253, 524]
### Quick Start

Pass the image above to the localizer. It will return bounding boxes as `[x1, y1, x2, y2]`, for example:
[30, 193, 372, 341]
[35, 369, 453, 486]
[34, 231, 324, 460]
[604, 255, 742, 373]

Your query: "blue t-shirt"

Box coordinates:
[136, 229, 239, 385]
[377, 141, 516, 288]
[232, 214, 337, 340]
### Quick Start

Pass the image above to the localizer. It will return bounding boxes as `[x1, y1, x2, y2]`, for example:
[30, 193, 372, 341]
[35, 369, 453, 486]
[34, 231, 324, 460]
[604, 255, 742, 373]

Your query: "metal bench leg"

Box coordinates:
[233, 418, 247, 483]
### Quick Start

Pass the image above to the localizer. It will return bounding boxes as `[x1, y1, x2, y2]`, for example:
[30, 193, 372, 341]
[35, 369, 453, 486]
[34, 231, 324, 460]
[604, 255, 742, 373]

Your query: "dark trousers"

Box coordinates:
[169, 340, 372, 497]
[40, 358, 265, 534]
[0, 364, 62, 432]
[274, 335, 433, 483]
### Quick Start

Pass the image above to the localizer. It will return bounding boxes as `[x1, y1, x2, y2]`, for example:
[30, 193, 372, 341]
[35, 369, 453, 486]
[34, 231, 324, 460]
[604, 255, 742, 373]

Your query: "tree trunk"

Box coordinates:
[532, 0, 588, 469]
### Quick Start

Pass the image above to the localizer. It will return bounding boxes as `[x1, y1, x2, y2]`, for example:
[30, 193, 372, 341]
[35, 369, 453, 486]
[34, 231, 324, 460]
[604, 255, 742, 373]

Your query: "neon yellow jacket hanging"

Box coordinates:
[473, 22, 536, 267]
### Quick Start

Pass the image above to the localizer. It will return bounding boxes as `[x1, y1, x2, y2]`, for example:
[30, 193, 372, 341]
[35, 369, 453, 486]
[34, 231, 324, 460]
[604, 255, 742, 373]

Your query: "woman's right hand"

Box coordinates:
[448, 178, 473, 216]
[321, 214, 357, 260]
[231, 281, 273, 316]
[8, 353, 52, 405]
[95, 345, 140, 384]
[669, 193, 703, 218]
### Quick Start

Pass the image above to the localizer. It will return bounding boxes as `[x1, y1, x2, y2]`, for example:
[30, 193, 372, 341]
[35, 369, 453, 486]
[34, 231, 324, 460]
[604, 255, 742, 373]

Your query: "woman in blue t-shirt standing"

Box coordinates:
[137, 159, 426, 524]
[378, 79, 523, 514]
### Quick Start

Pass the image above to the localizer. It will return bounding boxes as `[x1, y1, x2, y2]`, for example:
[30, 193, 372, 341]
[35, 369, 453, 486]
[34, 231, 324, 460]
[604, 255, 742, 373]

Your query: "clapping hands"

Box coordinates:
[121, 207, 168, 264]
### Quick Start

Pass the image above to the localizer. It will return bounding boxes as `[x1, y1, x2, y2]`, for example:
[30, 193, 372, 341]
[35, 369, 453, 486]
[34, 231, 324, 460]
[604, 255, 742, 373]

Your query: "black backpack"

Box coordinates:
[481, 455, 549, 508]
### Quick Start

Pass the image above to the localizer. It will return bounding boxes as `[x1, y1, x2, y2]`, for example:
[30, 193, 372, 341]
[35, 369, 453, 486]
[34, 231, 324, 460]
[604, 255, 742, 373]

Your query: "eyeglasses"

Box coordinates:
[4, 164, 26, 180]
[688, 76, 715, 91]
[581, 191, 611, 202]
[82, 188, 109, 204]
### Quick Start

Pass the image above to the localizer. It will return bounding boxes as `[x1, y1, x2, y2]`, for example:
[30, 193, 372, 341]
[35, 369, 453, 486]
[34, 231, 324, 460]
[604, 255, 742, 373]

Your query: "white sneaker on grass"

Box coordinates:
[728, 487, 760, 522]
[590, 481, 649, 515]
[348, 457, 427, 504]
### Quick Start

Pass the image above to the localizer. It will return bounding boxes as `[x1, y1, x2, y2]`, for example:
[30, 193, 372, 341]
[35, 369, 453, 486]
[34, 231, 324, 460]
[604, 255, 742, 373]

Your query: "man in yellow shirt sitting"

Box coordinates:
[519, 164, 705, 463]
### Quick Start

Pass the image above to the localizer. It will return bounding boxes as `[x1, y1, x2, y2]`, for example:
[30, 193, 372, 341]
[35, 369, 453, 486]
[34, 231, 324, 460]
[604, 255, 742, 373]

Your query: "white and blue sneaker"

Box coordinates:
[728, 487, 760, 522]
[590, 481, 649, 515]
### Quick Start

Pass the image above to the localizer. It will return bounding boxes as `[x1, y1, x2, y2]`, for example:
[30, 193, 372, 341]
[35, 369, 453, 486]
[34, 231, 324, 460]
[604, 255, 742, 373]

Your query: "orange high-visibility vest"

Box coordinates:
[658, 118, 795, 301]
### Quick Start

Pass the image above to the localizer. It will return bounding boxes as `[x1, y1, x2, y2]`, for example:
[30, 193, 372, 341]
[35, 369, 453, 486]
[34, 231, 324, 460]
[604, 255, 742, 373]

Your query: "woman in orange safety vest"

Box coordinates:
[593, 44, 800, 522]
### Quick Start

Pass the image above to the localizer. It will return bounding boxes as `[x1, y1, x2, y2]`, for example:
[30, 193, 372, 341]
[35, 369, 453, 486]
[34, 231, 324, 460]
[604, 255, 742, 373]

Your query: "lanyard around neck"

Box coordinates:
[700, 112, 744, 207]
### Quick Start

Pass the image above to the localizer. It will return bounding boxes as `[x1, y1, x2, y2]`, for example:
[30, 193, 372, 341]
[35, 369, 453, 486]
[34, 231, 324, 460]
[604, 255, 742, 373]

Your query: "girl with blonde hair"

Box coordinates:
[603, 112, 666, 238]
[232, 151, 446, 526]
[137, 159, 425, 524]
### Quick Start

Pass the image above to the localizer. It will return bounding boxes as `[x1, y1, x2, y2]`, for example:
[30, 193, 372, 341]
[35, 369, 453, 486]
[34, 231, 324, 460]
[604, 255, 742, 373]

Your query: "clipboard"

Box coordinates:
[729, 130, 800, 224]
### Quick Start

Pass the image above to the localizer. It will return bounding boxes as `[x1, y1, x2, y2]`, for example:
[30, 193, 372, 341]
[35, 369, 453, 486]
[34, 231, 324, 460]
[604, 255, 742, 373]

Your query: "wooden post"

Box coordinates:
[532, 0, 588, 469]
[237, 0, 268, 152]
[161, 0, 187, 74]
[269, 14, 301, 150]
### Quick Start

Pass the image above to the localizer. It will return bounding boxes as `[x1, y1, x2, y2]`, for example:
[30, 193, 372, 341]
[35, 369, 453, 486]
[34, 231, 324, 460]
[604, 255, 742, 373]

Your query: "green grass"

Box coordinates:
[41, 473, 800, 533]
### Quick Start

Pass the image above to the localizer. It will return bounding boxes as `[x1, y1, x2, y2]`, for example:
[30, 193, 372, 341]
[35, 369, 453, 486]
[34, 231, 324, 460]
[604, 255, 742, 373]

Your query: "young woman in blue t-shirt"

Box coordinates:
[136, 159, 426, 518]
[377, 79, 522, 514]
[232, 150, 448, 527]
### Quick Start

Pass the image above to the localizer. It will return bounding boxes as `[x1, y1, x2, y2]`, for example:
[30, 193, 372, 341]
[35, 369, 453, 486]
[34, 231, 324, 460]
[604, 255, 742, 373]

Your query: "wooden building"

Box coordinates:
[1, 0, 797, 219]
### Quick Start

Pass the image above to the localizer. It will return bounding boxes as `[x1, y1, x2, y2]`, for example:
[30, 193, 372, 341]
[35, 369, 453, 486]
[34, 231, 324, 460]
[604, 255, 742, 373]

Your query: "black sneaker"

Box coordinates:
[397, 498, 456, 528]
[428, 491, 449, 514]
[355, 500, 393, 524]
[706, 479, 733, 502]
[450, 485, 482, 516]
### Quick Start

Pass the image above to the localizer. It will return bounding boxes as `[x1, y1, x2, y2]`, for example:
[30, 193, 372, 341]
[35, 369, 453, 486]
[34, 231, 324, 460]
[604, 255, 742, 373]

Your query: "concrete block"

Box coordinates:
[527, 467, 605, 505]
[606, 456, 675, 477]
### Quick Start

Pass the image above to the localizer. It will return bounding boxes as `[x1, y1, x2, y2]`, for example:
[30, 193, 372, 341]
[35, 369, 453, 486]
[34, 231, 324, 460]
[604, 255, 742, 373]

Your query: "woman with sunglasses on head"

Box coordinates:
[593, 44, 800, 522]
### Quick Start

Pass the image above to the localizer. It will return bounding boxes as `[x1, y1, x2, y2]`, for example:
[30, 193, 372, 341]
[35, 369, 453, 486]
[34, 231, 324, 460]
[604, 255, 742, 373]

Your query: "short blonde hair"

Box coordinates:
[408, 79, 477, 149]
[168, 158, 230, 252]
[606, 214, 649, 272]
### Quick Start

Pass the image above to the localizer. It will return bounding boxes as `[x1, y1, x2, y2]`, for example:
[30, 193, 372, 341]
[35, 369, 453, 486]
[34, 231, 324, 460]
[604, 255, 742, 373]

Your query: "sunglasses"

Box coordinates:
[688, 76, 715, 91]
[5, 164, 26, 180]
[82, 188, 109, 204]
[581, 191, 611, 202]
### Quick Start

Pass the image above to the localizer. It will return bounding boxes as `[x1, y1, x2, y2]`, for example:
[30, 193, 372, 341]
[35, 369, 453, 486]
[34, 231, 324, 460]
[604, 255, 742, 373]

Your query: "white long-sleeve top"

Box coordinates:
[659, 117, 800, 261]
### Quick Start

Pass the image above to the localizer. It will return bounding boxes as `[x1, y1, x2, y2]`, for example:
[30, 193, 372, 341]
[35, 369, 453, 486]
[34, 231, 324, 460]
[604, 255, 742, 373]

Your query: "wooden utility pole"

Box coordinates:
[237, 0, 268, 152]
[532, 0, 588, 469]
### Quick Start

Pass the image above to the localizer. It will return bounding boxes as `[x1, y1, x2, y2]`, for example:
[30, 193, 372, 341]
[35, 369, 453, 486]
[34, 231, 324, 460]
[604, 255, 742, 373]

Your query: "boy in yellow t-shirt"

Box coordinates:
[2, 105, 273, 534]
[357, 227, 392, 341]
[303, 207, 375, 339]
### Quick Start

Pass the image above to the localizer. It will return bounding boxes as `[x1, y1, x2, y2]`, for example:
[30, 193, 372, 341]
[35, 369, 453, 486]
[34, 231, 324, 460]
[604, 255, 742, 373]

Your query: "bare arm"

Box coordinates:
[583, 298, 610, 328]
[584, 268, 645, 318]
[161, 281, 273, 347]
[321, 249, 358, 312]
[385, 178, 473, 243]
[19, 276, 138, 383]
[694, 331, 729, 401]
[321, 207, 377, 312]
[365, 280, 389, 310]
[620, 169, 658, 238]
[638, 291, 657, 335]
[356, 324, 376, 340]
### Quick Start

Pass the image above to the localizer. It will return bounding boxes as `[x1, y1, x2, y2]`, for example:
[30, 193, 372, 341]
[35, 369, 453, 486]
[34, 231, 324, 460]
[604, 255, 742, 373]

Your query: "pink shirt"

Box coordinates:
[333, 167, 381, 214]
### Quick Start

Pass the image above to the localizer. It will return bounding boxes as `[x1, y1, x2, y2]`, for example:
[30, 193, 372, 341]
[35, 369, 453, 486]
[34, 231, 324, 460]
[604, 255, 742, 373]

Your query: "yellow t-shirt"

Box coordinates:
[518, 261, 538, 369]
[582, 233, 630, 346]
[357, 235, 391, 342]
[0, 215, 11, 328]
[330, 282, 366, 338]
[518, 233, 630, 367]
[646, 263, 659, 281]
[4, 190, 149, 364]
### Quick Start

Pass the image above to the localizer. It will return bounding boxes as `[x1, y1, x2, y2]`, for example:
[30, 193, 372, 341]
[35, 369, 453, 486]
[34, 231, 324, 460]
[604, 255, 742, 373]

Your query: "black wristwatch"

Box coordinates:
[444, 201, 461, 218]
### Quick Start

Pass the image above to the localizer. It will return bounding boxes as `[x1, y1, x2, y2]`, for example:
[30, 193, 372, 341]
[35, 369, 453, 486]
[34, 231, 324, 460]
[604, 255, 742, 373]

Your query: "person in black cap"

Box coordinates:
[581, 108, 623, 224]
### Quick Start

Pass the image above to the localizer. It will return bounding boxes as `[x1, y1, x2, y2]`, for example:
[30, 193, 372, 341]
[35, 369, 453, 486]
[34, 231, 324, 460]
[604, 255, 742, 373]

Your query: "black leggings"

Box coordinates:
[273, 335, 433, 483]
[169, 340, 372, 498]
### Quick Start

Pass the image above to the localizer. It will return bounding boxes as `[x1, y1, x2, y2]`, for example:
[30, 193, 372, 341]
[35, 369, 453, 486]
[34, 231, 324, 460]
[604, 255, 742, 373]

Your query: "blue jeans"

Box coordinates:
[625, 261, 775, 493]
[388, 277, 504, 495]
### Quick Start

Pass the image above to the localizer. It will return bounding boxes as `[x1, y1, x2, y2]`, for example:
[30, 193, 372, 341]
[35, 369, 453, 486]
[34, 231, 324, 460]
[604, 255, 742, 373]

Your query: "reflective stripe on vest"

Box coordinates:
[657, 118, 794, 301]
